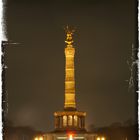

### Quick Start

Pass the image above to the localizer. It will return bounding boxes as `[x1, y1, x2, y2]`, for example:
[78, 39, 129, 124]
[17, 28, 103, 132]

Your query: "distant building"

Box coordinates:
[43, 27, 98, 140]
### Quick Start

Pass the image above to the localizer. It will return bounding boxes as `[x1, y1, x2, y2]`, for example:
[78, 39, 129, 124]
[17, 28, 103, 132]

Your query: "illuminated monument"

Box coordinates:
[44, 27, 96, 140]
[54, 26, 86, 132]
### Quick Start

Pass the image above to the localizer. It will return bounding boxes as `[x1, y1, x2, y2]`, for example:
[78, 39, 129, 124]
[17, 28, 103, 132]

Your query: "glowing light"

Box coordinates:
[39, 137, 43, 140]
[69, 134, 73, 140]
[97, 137, 105, 140]
[101, 137, 105, 140]
[34, 137, 38, 140]
[34, 136, 43, 140]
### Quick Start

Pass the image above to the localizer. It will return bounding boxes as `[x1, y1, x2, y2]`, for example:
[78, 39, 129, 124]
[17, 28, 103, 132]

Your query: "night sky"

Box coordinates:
[5, 0, 137, 132]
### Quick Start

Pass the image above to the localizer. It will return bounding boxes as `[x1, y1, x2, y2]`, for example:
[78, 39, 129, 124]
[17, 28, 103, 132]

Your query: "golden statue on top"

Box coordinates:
[65, 26, 75, 46]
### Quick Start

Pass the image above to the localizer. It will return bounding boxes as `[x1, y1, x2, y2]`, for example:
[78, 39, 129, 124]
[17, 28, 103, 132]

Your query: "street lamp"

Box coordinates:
[101, 137, 105, 140]
[39, 137, 43, 140]
[96, 136, 105, 140]
[34, 137, 38, 140]
[34, 136, 43, 140]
